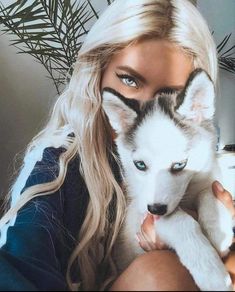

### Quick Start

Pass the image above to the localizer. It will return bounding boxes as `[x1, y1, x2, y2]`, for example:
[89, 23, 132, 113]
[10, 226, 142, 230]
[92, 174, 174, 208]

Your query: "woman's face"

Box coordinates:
[101, 39, 193, 101]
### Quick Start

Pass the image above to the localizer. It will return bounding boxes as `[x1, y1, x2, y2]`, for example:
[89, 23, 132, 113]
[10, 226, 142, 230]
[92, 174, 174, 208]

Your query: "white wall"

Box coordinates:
[0, 0, 234, 198]
[0, 30, 59, 197]
[197, 0, 235, 147]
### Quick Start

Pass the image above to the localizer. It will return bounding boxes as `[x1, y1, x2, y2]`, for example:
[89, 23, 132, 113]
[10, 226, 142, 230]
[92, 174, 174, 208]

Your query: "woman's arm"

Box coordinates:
[0, 146, 88, 290]
[0, 197, 68, 291]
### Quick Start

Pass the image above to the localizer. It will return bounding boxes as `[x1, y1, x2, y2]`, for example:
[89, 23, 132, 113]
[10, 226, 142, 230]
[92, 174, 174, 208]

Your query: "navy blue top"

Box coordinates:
[0, 146, 90, 291]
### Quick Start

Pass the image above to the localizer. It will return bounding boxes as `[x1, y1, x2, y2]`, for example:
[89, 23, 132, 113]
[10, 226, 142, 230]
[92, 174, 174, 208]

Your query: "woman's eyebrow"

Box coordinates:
[116, 65, 147, 83]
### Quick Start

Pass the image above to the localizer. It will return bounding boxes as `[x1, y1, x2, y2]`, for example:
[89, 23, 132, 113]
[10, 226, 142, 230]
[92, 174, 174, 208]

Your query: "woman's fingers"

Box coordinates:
[136, 232, 154, 251]
[137, 213, 168, 251]
[212, 181, 235, 218]
[140, 213, 155, 242]
[139, 214, 158, 250]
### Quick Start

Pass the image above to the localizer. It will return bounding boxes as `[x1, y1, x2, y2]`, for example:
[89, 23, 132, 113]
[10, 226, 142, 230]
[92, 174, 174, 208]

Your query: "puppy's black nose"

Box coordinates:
[147, 204, 167, 215]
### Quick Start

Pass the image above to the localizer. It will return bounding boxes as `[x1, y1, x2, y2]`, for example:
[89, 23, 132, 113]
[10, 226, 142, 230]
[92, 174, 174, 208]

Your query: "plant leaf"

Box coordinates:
[217, 34, 231, 53]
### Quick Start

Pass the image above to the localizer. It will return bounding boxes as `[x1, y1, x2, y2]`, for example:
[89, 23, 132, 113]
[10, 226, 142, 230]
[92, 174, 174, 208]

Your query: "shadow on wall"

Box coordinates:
[0, 31, 58, 200]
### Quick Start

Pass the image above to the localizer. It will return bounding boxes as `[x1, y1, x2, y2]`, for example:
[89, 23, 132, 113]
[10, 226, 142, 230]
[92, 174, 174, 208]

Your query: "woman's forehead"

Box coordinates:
[107, 39, 193, 87]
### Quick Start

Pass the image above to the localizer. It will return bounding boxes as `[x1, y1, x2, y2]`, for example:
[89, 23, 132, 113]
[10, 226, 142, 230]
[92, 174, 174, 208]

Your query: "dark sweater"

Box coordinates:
[0, 146, 90, 291]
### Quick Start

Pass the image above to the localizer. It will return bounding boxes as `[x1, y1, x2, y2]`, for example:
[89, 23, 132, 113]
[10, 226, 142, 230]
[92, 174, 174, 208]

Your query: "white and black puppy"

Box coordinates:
[102, 69, 234, 291]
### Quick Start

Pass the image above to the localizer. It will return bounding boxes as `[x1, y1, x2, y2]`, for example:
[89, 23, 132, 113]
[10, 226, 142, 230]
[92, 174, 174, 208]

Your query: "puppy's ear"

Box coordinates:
[176, 69, 215, 123]
[102, 88, 139, 134]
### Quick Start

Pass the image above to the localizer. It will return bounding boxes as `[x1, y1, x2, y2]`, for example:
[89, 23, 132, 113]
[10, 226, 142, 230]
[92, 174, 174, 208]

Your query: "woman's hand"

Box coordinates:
[212, 180, 235, 218]
[212, 181, 235, 289]
[136, 213, 167, 251]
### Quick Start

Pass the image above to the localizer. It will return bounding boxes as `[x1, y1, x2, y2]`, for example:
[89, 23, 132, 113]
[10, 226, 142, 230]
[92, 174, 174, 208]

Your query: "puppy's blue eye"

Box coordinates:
[134, 160, 147, 171]
[171, 159, 188, 172]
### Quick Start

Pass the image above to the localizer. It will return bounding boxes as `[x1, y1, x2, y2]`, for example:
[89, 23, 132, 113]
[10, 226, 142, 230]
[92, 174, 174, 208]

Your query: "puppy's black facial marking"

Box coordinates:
[102, 87, 140, 115]
[175, 68, 212, 111]
[124, 99, 156, 148]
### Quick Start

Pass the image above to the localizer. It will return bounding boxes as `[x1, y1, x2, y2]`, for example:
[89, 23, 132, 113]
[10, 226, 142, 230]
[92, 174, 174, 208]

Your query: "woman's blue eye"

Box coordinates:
[171, 159, 188, 172]
[123, 77, 137, 87]
[134, 160, 147, 171]
[116, 73, 138, 88]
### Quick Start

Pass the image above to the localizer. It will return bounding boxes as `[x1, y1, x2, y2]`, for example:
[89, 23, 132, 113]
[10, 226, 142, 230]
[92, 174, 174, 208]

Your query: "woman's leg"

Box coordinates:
[110, 250, 199, 291]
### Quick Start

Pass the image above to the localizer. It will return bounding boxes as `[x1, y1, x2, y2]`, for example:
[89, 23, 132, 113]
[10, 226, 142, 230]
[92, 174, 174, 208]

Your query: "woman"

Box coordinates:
[0, 0, 234, 290]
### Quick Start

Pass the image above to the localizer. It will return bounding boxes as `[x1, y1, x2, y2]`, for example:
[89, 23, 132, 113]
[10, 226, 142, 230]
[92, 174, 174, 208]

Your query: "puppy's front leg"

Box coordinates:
[197, 190, 234, 257]
[156, 208, 232, 291]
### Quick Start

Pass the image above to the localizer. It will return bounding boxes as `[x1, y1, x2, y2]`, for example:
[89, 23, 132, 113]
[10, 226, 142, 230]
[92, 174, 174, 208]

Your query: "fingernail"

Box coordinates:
[215, 181, 224, 192]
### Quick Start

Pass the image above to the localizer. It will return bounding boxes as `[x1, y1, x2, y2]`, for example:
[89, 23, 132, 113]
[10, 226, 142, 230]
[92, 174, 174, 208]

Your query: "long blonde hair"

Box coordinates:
[0, 0, 218, 290]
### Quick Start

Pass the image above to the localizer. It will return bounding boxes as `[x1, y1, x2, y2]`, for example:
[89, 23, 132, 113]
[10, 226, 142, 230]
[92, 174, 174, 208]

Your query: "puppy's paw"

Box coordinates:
[194, 260, 233, 291]
[208, 201, 234, 255]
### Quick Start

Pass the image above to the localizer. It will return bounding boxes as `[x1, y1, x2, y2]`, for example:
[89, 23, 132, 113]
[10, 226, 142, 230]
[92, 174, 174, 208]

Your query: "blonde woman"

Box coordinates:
[0, 0, 234, 290]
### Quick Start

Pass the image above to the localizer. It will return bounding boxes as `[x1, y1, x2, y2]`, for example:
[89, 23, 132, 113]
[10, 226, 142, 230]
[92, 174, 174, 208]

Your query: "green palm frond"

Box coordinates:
[217, 33, 235, 74]
[106, 0, 115, 4]
[0, 0, 101, 94]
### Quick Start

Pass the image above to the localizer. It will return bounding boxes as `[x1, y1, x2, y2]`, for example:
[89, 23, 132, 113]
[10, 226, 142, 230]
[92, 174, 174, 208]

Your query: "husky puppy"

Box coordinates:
[102, 69, 234, 291]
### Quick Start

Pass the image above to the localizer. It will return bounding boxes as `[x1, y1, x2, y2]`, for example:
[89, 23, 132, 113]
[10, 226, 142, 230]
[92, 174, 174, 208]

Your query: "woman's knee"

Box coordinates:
[110, 250, 199, 291]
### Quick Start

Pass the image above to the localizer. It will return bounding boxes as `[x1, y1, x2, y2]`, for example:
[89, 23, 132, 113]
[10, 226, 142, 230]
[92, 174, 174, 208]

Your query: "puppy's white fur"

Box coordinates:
[102, 69, 234, 291]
